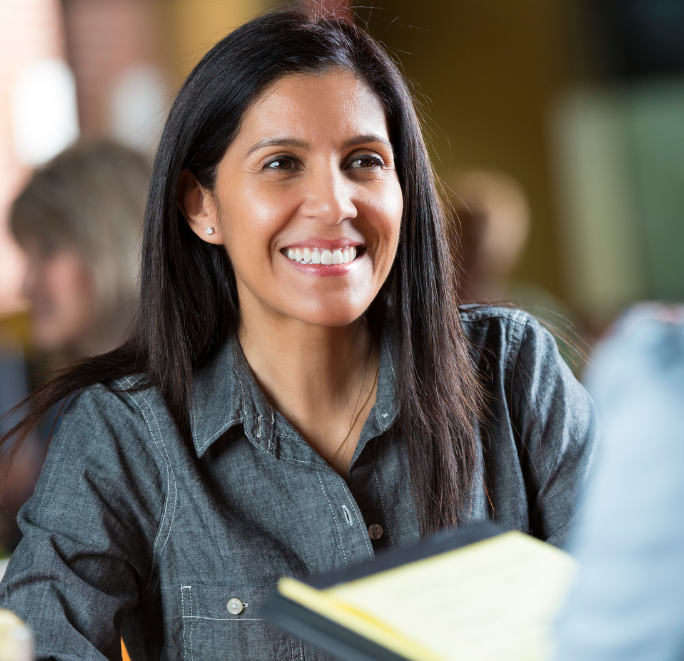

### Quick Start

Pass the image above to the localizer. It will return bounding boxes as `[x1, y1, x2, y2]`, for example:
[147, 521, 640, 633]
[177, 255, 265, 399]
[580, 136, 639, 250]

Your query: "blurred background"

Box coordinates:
[1, 0, 684, 546]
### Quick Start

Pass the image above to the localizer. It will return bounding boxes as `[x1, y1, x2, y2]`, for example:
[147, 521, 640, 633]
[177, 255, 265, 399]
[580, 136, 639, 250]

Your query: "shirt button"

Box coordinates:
[227, 598, 244, 615]
[368, 523, 384, 540]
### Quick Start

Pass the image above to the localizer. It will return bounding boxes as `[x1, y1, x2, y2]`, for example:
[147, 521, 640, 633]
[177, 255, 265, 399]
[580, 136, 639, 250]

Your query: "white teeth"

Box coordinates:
[285, 246, 361, 265]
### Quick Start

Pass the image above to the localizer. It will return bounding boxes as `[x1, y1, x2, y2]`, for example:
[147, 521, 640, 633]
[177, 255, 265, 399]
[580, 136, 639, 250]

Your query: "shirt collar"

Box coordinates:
[190, 331, 399, 458]
[190, 335, 274, 457]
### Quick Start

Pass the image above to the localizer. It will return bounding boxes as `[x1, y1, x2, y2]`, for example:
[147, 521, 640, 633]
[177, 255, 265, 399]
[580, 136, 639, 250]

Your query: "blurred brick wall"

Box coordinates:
[0, 0, 67, 317]
[62, 0, 166, 135]
[62, 0, 273, 142]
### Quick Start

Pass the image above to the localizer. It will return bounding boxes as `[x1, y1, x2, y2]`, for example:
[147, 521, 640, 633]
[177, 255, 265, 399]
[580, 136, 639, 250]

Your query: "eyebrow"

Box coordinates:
[245, 138, 308, 157]
[342, 134, 393, 150]
[245, 133, 393, 157]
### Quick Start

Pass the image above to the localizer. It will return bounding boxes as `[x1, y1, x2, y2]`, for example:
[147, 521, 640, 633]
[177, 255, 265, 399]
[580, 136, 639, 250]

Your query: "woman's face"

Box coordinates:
[182, 69, 403, 329]
[21, 240, 96, 353]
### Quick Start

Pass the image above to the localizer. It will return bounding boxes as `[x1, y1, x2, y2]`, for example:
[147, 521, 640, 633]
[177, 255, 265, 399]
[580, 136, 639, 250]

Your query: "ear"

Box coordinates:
[177, 170, 224, 244]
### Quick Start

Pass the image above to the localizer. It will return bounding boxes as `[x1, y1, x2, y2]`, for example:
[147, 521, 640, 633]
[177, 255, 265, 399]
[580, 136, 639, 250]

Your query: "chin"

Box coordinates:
[293, 303, 370, 328]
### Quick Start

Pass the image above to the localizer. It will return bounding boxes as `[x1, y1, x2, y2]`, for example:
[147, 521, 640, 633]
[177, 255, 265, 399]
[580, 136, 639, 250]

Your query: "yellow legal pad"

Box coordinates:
[265, 525, 576, 661]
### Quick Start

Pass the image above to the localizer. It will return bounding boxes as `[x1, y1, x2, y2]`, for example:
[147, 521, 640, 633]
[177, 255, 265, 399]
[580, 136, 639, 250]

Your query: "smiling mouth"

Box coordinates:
[282, 246, 363, 265]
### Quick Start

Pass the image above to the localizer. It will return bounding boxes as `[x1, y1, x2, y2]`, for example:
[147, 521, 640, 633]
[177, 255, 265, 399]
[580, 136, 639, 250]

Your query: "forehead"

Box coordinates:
[234, 69, 389, 146]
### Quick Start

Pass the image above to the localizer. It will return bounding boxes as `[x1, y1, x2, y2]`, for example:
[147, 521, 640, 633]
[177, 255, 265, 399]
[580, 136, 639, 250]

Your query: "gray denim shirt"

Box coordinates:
[0, 306, 598, 661]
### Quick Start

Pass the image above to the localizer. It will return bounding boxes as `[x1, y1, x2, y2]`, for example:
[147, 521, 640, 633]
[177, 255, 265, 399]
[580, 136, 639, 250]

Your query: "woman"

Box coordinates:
[0, 10, 597, 660]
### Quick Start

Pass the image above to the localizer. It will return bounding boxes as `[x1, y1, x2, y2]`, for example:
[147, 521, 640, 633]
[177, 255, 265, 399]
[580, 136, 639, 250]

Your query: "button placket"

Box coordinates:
[319, 471, 375, 561]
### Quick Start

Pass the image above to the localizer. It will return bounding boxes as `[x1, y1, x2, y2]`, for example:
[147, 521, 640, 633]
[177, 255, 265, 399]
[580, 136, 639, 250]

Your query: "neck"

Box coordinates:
[239, 312, 374, 417]
[237, 296, 379, 469]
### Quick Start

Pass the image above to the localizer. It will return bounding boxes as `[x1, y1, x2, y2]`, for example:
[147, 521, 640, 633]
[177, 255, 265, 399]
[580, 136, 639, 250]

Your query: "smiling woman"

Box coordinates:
[181, 71, 402, 332]
[176, 70, 403, 470]
[0, 9, 597, 661]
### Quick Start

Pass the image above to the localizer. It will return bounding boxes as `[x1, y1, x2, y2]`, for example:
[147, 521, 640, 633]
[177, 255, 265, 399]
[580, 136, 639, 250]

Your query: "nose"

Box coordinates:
[300, 167, 357, 225]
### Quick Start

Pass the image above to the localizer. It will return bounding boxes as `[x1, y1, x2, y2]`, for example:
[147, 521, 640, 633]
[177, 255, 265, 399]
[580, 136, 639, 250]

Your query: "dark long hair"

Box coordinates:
[1, 9, 483, 534]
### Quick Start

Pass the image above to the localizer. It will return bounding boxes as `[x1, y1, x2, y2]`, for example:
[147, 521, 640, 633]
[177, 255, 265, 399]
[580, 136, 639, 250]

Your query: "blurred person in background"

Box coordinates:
[554, 304, 684, 661]
[9, 139, 149, 359]
[448, 169, 579, 318]
[448, 170, 531, 305]
[0, 139, 149, 552]
[448, 170, 586, 370]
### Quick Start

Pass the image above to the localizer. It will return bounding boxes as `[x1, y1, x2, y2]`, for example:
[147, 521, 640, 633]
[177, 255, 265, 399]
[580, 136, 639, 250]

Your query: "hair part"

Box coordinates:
[1, 9, 483, 534]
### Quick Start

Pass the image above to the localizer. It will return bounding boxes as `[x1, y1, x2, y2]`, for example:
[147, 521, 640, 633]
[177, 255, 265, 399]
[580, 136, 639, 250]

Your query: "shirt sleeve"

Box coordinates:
[553, 312, 684, 661]
[0, 383, 161, 661]
[509, 315, 599, 548]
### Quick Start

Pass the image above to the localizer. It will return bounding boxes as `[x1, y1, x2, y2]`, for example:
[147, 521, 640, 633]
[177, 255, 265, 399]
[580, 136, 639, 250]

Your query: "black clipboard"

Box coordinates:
[260, 521, 503, 661]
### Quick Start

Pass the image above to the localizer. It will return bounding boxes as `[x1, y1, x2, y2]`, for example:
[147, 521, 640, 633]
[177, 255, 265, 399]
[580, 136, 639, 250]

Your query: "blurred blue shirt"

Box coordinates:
[554, 305, 684, 661]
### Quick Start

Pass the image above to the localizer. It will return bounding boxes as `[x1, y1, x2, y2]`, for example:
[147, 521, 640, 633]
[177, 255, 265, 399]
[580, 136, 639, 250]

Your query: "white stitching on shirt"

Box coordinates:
[181, 616, 265, 622]
[277, 455, 323, 469]
[268, 409, 275, 454]
[180, 587, 187, 659]
[374, 334, 398, 433]
[121, 377, 177, 598]
[188, 586, 195, 661]
[137, 387, 178, 557]
[181, 586, 191, 661]
[316, 472, 348, 566]
[372, 456, 395, 548]
[335, 474, 374, 559]
[197, 417, 243, 455]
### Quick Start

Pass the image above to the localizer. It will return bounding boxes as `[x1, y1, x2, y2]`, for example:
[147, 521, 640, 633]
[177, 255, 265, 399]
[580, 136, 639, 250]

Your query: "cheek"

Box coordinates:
[361, 182, 403, 255]
[221, 185, 299, 262]
[385, 185, 404, 243]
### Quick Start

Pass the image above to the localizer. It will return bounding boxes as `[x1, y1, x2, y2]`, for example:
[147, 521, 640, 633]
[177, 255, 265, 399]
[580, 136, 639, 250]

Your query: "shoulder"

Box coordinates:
[60, 375, 162, 432]
[458, 304, 555, 370]
[48, 375, 174, 476]
[27, 376, 173, 543]
[459, 303, 543, 340]
[458, 302, 530, 327]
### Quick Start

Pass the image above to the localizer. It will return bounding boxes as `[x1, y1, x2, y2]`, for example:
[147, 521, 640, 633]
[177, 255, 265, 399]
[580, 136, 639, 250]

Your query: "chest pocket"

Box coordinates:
[179, 583, 326, 661]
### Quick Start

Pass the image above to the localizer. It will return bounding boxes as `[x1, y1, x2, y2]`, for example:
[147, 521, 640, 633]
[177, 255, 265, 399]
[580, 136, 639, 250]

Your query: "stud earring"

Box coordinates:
[205, 227, 215, 236]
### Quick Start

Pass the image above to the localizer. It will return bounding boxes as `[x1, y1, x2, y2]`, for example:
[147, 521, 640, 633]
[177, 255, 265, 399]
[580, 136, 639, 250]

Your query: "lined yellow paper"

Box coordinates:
[279, 532, 575, 661]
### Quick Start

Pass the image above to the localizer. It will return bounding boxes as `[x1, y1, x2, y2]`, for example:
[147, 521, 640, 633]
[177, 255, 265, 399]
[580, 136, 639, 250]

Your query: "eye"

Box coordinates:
[264, 156, 297, 171]
[348, 154, 384, 169]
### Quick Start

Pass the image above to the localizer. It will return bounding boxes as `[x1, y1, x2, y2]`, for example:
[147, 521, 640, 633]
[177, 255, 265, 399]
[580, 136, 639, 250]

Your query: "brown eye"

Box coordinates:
[349, 155, 383, 169]
[265, 157, 295, 170]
